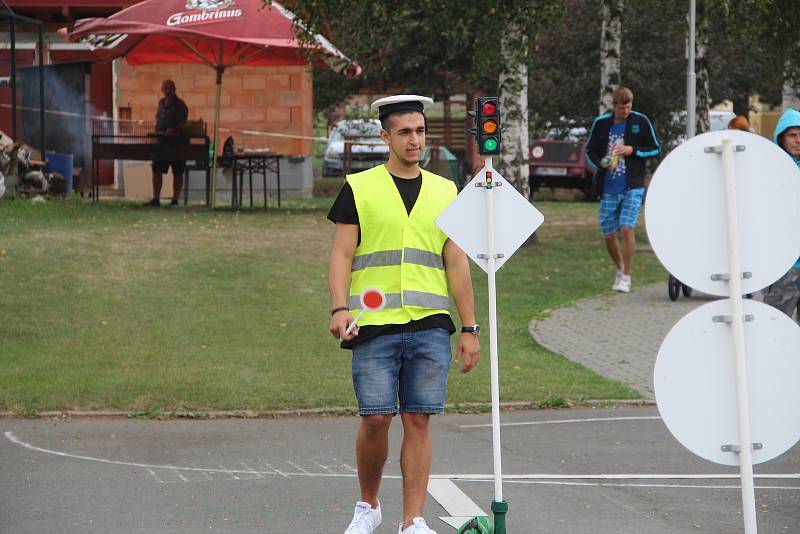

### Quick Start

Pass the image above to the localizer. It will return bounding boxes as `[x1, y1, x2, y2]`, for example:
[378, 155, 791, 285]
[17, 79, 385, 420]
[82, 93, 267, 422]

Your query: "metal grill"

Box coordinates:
[92, 119, 207, 144]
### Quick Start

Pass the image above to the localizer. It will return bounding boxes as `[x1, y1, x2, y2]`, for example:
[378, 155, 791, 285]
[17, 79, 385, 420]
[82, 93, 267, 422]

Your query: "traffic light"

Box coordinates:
[471, 97, 501, 156]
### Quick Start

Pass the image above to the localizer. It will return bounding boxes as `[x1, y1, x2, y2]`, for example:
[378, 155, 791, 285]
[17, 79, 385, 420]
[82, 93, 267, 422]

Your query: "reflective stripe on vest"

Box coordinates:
[351, 250, 402, 271]
[347, 164, 456, 326]
[348, 290, 450, 311]
[351, 247, 444, 271]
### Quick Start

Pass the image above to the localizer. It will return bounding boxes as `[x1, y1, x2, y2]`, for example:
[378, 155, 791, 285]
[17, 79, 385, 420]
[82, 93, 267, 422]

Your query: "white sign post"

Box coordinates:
[436, 157, 544, 533]
[646, 130, 800, 534]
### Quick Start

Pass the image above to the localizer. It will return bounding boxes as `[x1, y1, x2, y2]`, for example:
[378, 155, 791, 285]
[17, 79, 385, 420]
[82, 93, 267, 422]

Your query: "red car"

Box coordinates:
[529, 139, 595, 199]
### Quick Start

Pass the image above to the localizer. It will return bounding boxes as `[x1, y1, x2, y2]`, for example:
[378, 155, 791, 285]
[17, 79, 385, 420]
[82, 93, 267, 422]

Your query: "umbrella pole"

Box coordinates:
[210, 73, 222, 208]
[209, 45, 224, 209]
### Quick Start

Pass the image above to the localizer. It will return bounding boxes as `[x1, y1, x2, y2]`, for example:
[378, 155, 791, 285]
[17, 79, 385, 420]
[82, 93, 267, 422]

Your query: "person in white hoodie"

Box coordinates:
[763, 108, 800, 318]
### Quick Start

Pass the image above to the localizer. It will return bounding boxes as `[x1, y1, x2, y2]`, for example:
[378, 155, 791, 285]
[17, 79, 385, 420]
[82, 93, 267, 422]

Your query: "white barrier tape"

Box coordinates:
[0, 102, 145, 124]
[0, 103, 361, 144]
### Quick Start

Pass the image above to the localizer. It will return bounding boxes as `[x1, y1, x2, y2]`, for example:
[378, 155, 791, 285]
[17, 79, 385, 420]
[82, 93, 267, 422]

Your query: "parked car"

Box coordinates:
[322, 119, 388, 176]
[529, 138, 594, 199]
[667, 110, 737, 150]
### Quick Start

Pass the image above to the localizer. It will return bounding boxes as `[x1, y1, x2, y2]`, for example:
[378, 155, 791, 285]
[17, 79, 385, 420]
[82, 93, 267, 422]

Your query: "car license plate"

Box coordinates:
[535, 166, 568, 176]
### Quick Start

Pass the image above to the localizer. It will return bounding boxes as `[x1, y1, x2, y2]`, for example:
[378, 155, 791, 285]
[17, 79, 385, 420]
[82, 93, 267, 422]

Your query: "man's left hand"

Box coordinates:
[454, 333, 480, 373]
[613, 144, 634, 157]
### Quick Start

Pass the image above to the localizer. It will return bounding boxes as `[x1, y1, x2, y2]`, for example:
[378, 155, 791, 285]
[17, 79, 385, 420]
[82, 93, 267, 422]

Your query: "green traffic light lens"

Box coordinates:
[483, 137, 498, 151]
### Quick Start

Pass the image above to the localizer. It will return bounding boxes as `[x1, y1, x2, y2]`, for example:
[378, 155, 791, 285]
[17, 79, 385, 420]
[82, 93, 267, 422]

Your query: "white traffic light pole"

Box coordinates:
[483, 157, 503, 500]
[437, 98, 544, 534]
[481, 155, 508, 533]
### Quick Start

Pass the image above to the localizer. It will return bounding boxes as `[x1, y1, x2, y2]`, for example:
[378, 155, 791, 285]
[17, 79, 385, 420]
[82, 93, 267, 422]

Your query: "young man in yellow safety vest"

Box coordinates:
[328, 95, 481, 534]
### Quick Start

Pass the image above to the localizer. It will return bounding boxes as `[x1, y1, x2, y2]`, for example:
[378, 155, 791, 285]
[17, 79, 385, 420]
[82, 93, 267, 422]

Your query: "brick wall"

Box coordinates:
[116, 62, 312, 156]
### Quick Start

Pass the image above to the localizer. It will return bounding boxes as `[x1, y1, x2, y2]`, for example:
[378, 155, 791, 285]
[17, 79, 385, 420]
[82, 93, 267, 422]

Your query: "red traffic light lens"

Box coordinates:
[482, 120, 498, 134]
[481, 101, 497, 115]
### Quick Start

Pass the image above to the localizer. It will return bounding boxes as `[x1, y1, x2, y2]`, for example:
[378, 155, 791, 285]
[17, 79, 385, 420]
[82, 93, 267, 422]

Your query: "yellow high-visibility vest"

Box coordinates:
[348, 164, 456, 326]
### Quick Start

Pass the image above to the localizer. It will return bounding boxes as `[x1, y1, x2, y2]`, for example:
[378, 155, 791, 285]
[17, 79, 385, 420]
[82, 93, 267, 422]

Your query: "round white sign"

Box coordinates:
[645, 130, 800, 296]
[654, 298, 800, 466]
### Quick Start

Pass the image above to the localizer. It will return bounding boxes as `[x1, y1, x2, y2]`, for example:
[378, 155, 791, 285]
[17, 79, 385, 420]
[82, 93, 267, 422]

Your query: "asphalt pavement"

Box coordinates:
[3, 406, 799, 533]
[3, 282, 798, 533]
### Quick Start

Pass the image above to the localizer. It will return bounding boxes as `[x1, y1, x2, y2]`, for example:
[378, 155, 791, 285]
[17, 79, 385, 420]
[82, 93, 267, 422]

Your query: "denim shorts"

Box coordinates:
[599, 187, 645, 235]
[351, 328, 452, 415]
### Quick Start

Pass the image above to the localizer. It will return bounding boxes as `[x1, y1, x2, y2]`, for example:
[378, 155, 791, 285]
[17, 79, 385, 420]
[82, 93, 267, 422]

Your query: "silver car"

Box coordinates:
[322, 119, 388, 176]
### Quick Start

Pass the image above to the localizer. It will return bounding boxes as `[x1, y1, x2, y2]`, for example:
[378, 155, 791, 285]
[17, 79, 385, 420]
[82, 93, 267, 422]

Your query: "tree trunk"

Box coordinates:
[599, 0, 624, 114]
[498, 21, 530, 198]
[783, 82, 800, 110]
[784, 42, 800, 110]
[732, 95, 750, 117]
[695, 10, 710, 133]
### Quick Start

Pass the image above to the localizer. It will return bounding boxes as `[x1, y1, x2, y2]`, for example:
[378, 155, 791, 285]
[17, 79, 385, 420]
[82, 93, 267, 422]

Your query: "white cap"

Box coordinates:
[370, 94, 434, 120]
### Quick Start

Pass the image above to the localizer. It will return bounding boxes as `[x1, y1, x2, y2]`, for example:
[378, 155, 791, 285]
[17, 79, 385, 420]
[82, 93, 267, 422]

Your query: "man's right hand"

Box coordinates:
[329, 310, 358, 341]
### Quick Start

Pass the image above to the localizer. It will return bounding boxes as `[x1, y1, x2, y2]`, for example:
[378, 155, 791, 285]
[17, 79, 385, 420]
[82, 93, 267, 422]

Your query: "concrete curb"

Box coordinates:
[0, 399, 654, 420]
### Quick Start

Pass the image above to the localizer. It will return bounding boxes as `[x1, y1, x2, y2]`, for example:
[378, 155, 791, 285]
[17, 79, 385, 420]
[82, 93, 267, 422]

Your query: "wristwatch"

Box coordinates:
[461, 324, 480, 336]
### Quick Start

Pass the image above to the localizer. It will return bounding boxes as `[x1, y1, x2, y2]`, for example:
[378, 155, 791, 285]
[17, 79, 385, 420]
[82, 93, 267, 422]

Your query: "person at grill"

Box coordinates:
[327, 95, 481, 534]
[147, 79, 189, 207]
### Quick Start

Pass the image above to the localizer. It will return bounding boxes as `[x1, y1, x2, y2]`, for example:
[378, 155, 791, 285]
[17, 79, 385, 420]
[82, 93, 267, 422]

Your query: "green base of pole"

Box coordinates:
[491, 500, 508, 534]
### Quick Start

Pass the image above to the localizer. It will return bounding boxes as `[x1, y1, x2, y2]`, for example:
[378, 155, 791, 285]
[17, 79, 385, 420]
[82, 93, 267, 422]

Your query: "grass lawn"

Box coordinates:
[0, 196, 666, 415]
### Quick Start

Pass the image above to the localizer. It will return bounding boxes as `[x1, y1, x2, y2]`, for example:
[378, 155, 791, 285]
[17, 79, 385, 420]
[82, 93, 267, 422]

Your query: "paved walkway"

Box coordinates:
[529, 282, 724, 399]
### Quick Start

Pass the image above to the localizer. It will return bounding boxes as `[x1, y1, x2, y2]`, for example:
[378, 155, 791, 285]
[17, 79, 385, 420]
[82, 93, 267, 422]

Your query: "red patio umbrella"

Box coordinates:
[63, 0, 360, 207]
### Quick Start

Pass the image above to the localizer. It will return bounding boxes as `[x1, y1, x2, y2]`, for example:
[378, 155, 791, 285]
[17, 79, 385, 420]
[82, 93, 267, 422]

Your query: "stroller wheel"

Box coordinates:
[668, 275, 680, 301]
[682, 285, 693, 297]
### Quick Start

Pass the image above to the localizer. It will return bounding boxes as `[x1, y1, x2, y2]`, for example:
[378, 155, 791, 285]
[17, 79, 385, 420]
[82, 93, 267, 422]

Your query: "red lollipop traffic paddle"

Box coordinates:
[345, 288, 386, 336]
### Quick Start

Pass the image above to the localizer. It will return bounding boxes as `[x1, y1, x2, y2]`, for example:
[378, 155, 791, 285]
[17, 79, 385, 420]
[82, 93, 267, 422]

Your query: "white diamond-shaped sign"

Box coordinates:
[436, 168, 544, 273]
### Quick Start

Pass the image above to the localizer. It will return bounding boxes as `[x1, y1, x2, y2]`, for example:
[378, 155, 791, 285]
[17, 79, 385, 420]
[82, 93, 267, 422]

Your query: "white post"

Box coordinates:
[720, 139, 757, 534]
[687, 0, 697, 139]
[484, 157, 503, 502]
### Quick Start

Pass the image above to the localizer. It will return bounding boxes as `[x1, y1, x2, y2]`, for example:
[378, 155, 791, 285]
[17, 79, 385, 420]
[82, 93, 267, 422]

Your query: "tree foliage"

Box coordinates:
[529, 0, 800, 147]
[283, 0, 800, 150]
[284, 0, 561, 112]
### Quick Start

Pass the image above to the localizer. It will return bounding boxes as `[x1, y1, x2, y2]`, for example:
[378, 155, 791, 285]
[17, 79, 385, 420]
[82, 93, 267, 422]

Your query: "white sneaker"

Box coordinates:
[613, 275, 631, 293]
[399, 517, 438, 534]
[345, 501, 382, 534]
[612, 268, 624, 290]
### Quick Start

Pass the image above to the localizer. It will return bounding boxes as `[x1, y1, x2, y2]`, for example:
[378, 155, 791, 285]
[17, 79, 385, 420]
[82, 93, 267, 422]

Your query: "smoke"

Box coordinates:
[21, 63, 94, 168]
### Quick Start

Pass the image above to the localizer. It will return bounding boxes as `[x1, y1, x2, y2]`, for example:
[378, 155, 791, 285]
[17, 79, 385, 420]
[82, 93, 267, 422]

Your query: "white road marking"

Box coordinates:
[433, 473, 800, 480]
[146, 468, 165, 483]
[5, 431, 799, 491]
[2, 431, 353, 478]
[285, 460, 311, 475]
[459, 416, 662, 429]
[499, 479, 800, 491]
[332, 458, 357, 472]
[239, 462, 264, 479]
[427, 478, 486, 529]
[439, 517, 478, 529]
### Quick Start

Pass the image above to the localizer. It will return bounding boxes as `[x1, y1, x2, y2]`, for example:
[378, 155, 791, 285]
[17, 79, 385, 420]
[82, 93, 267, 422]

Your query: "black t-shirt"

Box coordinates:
[327, 172, 456, 349]
[155, 97, 189, 132]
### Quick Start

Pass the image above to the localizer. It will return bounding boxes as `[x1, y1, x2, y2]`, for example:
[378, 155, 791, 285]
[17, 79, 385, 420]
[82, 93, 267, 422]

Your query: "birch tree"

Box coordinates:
[599, 0, 624, 114]
[497, 20, 529, 198]
[695, 5, 710, 133]
[783, 43, 800, 109]
[289, 1, 561, 198]
[783, 81, 800, 110]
